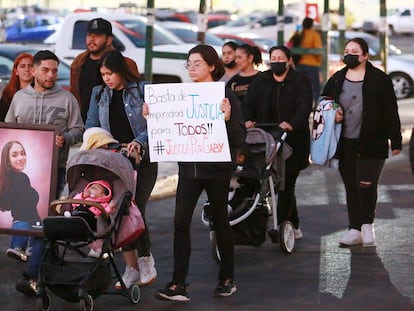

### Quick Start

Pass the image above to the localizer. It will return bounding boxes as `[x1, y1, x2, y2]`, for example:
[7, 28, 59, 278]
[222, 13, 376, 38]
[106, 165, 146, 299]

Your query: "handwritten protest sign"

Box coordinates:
[144, 82, 231, 162]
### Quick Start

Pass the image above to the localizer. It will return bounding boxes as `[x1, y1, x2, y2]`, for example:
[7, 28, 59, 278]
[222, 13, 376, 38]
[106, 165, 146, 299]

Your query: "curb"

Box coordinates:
[149, 174, 178, 201]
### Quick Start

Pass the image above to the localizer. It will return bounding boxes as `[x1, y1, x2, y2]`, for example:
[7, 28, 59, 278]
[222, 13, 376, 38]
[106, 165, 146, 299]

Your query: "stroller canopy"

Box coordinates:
[66, 149, 136, 195]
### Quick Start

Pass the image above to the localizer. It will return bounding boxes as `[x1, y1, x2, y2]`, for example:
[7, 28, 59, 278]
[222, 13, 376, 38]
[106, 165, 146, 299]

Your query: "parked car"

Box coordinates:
[388, 7, 414, 36]
[158, 21, 225, 46]
[158, 21, 270, 71]
[328, 31, 414, 99]
[215, 33, 276, 53]
[210, 12, 299, 43]
[0, 43, 70, 97]
[54, 12, 196, 83]
[4, 14, 62, 42]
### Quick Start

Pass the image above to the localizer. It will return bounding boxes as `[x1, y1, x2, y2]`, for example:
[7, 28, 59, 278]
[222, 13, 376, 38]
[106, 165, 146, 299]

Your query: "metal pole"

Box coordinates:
[338, 0, 345, 55]
[379, 0, 387, 71]
[197, 0, 207, 44]
[144, 0, 155, 82]
[320, 0, 330, 83]
[277, 0, 284, 45]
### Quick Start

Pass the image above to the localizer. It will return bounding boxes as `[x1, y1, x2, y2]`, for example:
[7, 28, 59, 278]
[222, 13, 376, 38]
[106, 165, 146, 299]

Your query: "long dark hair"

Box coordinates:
[96, 50, 142, 100]
[268, 45, 292, 60]
[188, 44, 225, 81]
[99, 50, 141, 84]
[0, 141, 25, 193]
[345, 37, 369, 55]
[237, 44, 262, 67]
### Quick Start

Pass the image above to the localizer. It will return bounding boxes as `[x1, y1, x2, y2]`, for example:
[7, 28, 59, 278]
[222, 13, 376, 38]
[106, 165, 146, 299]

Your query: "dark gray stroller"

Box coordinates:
[201, 126, 294, 262]
[36, 149, 143, 311]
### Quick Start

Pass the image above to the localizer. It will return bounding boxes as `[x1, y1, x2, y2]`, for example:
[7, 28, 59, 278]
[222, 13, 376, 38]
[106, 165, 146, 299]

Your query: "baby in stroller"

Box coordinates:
[36, 149, 144, 310]
[65, 180, 115, 231]
[63, 179, 116, 257]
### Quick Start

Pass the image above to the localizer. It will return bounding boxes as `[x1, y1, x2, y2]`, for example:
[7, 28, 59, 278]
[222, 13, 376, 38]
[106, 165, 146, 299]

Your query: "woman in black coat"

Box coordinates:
[242, 45, 313, 239]
[321, 37, 402, 247]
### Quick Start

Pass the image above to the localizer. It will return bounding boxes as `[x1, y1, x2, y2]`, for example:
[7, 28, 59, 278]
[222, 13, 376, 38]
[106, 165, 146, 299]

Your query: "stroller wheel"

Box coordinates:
[37, 293, 51, 311]
[128, 284, 140, 304]
[209, 231, 221, 263]
[79, 294, 93, 311]
[279, 221, 295, 254]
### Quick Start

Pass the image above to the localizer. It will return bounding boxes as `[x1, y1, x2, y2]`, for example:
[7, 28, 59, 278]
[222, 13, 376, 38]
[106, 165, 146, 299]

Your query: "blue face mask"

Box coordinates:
[343, 54, 361, 69]
[270, 62, 288, 76]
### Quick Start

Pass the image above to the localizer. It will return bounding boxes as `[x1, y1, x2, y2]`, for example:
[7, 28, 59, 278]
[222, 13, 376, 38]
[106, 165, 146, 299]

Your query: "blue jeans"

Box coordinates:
[24, 168, 66, 279]
[10, 221, 32, 250]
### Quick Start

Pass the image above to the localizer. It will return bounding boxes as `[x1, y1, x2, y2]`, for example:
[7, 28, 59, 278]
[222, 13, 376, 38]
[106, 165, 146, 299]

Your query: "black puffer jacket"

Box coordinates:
[321, 62, 402, 159]
[242, 69, 313, 171]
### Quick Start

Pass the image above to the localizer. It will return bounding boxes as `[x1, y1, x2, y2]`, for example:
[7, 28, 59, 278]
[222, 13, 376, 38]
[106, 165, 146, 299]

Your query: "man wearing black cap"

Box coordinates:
[70, 17, 139, 121]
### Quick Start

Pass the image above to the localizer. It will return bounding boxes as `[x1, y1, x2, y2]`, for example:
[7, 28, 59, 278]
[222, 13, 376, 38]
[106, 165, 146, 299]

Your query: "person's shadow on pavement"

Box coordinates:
[321, 246, 413, 310]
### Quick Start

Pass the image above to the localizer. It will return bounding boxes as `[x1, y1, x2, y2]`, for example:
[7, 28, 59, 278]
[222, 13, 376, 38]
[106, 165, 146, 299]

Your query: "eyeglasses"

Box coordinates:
[184, 61, 207, 70]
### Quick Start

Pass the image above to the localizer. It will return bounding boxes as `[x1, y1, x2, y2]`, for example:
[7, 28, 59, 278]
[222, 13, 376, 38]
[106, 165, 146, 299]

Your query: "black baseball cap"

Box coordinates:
[86, 18, 113, 36]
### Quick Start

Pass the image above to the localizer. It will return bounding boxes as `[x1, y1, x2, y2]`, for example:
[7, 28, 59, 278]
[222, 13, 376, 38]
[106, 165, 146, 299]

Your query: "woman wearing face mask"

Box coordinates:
[321, 37, 402, 247]
[242, 45, 313, 239]
[219, 41, 240, 82]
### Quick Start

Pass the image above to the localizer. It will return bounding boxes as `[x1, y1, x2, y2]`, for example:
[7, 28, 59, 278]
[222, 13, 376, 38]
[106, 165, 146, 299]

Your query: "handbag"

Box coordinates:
[113, 201, 145, 248]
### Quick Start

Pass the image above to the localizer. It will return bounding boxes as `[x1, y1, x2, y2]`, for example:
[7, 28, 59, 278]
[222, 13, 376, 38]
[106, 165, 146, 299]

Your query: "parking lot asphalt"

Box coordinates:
[1, 126, 414, 310]
[0, 96, 413, 310]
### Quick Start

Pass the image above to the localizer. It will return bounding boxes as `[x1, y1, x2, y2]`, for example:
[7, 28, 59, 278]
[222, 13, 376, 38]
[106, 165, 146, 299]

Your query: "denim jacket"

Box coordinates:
[85, 81, 148, 145]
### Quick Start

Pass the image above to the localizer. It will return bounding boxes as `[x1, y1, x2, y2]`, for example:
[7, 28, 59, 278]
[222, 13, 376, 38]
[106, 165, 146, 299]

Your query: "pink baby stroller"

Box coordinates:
[36, 149, 144, 311]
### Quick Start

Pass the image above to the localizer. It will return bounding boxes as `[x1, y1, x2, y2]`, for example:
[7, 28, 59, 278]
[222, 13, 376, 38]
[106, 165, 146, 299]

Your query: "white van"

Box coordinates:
[54, 12, 195, 83]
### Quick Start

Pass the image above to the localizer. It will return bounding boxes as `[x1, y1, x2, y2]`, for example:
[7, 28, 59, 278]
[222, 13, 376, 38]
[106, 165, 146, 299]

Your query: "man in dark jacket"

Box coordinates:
[70, 17, 139, 122]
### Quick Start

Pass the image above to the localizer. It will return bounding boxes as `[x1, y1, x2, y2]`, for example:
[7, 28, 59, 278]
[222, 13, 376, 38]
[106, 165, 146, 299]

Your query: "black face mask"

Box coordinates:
[224, 60, 236, 69]
[343, 54, 361, 69]
[270, 62, 288, 76]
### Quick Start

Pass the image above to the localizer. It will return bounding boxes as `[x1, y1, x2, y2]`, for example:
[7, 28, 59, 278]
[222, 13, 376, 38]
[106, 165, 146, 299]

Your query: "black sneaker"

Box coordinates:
[16, 274, 38, 296]
[157, 282, 190, 301]
[214, 279, 237, 297]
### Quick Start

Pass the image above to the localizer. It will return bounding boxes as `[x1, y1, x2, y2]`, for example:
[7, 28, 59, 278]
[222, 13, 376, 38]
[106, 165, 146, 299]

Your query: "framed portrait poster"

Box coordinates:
[0, 123, 59, 236]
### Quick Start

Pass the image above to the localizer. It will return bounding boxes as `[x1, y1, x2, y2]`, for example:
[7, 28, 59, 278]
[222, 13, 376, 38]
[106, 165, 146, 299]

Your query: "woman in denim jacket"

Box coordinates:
[86, 50, 158, 288]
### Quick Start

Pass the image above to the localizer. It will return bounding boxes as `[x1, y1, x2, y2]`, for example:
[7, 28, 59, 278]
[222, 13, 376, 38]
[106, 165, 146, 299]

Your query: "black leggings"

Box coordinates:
[277, 169, 301, 229]
[339, 138, 385, 230]
[172, 173, 233, 285]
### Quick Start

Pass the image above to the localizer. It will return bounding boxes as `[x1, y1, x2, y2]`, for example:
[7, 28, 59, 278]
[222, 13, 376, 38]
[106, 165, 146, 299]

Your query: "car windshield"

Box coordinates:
[114, 19, 183, 47]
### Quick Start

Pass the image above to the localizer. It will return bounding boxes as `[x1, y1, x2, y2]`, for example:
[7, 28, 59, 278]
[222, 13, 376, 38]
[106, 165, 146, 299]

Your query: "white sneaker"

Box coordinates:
[294, 228, 303, 240]
[138, 253, 157, 285]
[339, 229, 362, 246]
[6, 247, 27, 262]
[115, 265, 140, 289]
[361, 223, 376, 247]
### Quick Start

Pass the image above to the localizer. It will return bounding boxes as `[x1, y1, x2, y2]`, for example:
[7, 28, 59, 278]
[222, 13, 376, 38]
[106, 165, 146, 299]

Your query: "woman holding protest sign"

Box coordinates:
[150, 44, 246, 301]
[85, 50, 158, 287]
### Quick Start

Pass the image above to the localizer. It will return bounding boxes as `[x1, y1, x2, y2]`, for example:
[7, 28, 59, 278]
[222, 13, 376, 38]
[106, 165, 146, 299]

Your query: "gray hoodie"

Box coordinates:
[5, 83, 84, 168]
